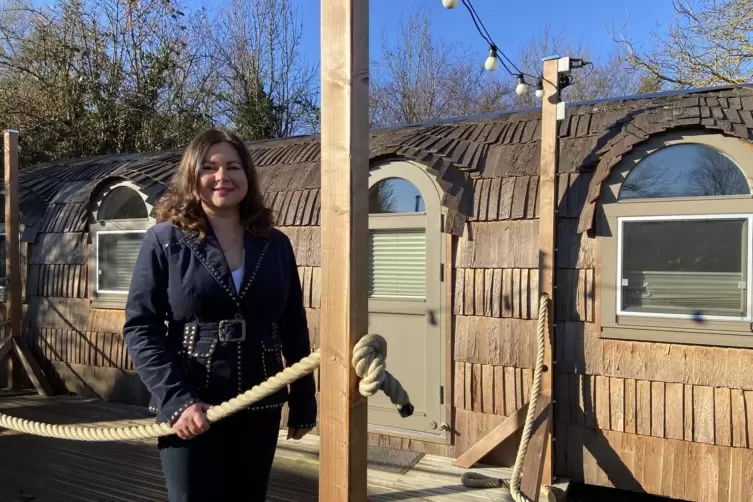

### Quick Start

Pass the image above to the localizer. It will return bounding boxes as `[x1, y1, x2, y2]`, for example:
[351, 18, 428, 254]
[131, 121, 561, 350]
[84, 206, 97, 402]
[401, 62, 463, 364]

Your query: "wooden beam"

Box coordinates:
[318, 0, 370, 501]
[12, 340, 52, 396]
[0, 337, 11, 363]
[454, 402, 529, 468]
[519, 397, 553, 501]
[4, 129, 20, 390]
[536, 57, 560, 487]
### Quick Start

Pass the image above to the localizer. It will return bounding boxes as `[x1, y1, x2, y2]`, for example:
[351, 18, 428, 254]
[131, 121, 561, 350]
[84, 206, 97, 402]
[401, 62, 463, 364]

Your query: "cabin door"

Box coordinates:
[366, 160, 445, 438]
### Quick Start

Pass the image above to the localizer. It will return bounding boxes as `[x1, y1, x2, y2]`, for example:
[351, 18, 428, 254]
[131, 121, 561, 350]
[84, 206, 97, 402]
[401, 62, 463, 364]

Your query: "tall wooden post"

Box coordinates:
[318, 0, 370, 501]
[537, 56, 564, 487]
[4, 130, 20, 389]
[0, 130, 51, 395]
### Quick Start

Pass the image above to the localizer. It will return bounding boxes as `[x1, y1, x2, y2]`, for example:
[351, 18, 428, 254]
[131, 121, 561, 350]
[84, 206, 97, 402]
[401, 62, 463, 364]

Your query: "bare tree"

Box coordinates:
[512, 24, 642, 109]
[368, 181, 398, 213]
[616, 0, 753, 89]
[688, 147, 750, 196]
[202, 0, 320, 140]
[369, 6, 511, 128]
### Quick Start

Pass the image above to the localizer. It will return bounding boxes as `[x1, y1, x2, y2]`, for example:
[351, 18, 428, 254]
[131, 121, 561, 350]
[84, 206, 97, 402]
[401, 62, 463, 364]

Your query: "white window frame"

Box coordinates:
[615, 213, 753, 323]
[89, 179, 154, 309]
[95, 228, 150, 295]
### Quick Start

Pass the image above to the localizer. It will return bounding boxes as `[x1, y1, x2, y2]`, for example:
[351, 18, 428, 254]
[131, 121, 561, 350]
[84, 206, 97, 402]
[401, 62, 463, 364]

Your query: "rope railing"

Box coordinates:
[460, 293, 555, 502]
[0, 334, 413, 441]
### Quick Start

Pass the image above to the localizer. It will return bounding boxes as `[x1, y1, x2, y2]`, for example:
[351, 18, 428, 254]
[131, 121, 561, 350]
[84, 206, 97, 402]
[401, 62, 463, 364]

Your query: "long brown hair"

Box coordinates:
[155, 128, 274, 238]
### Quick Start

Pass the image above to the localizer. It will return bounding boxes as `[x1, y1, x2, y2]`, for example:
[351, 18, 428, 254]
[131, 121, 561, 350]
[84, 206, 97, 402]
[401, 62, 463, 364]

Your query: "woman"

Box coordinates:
[123, 128, 317, 501]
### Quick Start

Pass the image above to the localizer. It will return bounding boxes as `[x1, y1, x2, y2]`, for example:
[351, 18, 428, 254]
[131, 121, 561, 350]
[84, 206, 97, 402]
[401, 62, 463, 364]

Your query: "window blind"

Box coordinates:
[368, 229, 426, 299]
[622, 271, 746, 315]
[97, 231, 146, 292]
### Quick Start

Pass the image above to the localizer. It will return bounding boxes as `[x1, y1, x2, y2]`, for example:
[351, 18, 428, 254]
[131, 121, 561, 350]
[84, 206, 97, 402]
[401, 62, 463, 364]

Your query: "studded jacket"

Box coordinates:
[122, 221, 317, 430]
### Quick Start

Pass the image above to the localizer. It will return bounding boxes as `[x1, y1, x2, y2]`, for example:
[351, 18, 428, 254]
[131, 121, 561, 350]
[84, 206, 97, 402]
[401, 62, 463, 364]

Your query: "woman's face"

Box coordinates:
[197, 141, 249, 212]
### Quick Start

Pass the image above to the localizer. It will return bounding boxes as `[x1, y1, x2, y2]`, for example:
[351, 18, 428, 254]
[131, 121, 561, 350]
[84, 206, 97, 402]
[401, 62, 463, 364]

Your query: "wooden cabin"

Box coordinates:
[3, 84, 753, 500]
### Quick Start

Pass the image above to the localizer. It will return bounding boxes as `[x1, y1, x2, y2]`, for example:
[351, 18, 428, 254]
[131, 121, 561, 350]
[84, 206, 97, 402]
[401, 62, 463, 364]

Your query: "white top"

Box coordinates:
[231, 267, 244, 292]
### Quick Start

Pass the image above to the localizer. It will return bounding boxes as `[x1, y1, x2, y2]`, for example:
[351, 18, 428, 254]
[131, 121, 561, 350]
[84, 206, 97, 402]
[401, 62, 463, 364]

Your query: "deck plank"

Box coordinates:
[0, 394, 568, 501]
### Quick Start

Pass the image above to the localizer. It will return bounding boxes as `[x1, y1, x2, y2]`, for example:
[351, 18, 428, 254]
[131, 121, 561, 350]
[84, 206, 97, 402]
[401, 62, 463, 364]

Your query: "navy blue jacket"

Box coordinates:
[123, 220, 317, 429]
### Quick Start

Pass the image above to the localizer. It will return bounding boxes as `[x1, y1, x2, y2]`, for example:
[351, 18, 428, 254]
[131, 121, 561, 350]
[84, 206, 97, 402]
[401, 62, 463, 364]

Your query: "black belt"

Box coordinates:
[181, 317, 247, 344]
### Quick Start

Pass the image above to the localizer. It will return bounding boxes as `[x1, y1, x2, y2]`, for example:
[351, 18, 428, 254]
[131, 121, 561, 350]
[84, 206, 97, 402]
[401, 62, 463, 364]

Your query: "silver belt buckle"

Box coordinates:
[219, 317, 246, 342]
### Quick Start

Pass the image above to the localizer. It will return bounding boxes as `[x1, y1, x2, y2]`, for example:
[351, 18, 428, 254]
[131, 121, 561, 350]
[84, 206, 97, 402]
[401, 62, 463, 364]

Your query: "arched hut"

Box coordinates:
[3, 84, 753, 500]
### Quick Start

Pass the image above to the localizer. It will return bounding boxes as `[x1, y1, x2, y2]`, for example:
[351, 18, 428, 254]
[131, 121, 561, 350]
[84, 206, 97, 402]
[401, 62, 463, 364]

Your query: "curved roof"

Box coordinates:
[14, 84, 753, 238]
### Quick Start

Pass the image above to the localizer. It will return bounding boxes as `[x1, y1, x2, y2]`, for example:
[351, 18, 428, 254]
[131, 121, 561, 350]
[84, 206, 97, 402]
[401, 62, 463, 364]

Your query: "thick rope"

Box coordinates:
[460, 293, 553, 502]
[0, 334, 411, 441]
[352, 333, 413, 417]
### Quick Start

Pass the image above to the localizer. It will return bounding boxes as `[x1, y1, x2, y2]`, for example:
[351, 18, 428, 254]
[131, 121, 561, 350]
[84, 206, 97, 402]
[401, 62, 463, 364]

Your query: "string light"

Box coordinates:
[535, 78, 544, 99]
[443, 0, 537, 92]
[484, 47, 498, 71]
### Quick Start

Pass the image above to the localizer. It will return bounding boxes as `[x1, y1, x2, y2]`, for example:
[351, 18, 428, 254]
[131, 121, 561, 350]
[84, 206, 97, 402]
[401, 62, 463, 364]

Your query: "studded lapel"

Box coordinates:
[180, 226, 270, 307]
[238, 230, 270, 300]
[180, 227, 242, 306]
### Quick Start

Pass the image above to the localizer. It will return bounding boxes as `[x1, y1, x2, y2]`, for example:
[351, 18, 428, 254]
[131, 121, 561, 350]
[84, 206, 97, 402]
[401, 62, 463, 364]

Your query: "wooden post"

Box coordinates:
[0, 129, 52, 396]
[4, 130, 20, 389]
[318, 0, 370, 501]
[537, 56, 563, 487]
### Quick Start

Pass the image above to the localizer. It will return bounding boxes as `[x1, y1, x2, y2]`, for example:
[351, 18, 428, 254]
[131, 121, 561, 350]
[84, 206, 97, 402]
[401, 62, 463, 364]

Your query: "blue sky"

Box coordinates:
[286, 0, 677, 78]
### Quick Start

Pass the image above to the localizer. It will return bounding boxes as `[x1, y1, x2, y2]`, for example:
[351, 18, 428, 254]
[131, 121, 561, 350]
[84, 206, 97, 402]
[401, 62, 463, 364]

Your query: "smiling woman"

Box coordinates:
[123, 128, 318, 501]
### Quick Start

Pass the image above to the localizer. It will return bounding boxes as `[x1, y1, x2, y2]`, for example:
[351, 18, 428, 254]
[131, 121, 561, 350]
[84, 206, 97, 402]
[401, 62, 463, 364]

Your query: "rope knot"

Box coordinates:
[352, 334, 413, 417]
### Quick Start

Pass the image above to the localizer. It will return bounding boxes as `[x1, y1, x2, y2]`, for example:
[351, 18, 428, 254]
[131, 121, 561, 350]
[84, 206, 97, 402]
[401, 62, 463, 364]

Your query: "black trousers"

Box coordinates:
[158, 406, 282, 502]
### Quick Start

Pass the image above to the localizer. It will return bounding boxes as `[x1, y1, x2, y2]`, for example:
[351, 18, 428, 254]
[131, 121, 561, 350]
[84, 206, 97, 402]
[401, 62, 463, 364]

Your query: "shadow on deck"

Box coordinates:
[0, 393, 568, 501]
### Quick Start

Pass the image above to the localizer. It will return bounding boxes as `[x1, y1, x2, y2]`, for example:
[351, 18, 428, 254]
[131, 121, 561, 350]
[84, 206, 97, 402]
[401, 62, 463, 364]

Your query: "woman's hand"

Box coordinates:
[287, 426, 313, 440]
[173, 402, 212, 440]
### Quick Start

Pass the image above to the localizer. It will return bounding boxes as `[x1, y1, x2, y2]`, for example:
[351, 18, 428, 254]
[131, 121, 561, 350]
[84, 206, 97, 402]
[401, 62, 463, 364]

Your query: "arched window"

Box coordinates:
[90, 180, 153, 308]
[98, 186, 150, 220]
[369, 177, 426, 214]
[599, 133, 753, 347]
[619, 143, 750, 200]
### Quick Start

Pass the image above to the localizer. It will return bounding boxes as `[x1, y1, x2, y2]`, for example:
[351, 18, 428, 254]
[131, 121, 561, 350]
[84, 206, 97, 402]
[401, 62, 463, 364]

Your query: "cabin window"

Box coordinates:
[89, 180, 153, 309]
[368, 178, 427, 299]
[599, 132, 753, 347]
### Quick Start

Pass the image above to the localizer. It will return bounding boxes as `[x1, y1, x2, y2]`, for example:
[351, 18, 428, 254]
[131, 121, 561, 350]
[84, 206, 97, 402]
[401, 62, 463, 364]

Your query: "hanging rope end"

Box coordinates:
[397, 402, 414, 417]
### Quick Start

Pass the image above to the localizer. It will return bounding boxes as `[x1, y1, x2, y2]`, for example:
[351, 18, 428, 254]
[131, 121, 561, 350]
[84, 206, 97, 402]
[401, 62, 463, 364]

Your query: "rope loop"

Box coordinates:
[352, 334, 414, 417]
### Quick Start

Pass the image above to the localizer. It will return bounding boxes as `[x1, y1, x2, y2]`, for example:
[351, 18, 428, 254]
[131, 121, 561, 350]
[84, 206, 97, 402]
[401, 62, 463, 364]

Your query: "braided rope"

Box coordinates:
[0, 334, 411, 441]
[460, 293, 554, 502]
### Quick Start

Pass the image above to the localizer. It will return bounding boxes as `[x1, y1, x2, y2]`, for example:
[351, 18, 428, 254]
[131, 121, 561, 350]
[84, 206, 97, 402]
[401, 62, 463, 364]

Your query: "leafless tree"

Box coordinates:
[512, 24, 643, 109]
[688, 147, 750, 196]
[369, 6, 512, 128]
[368, 181, 398, 213]
[201, 0, 320, 139]
[616, 0, 753, 89]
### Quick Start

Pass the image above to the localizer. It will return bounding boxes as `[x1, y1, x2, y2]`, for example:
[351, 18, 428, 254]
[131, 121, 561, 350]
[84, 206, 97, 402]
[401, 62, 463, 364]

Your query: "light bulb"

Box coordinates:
[515, 75, 528, 96]
[533, 78, 544, 99]
[484, 49, 498, 71]
[442, 0, 458, 8]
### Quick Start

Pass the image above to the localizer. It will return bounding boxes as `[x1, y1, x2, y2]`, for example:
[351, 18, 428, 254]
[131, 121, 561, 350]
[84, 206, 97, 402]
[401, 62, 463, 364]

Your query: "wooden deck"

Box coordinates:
[0, 393, 568, 501]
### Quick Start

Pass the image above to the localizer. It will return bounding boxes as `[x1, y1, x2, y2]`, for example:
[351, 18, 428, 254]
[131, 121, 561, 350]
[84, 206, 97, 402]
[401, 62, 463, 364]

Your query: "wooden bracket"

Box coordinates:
[0, 336, 52, 396]
[520, 395, 553, 501]
[453, 402, 530, 468]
